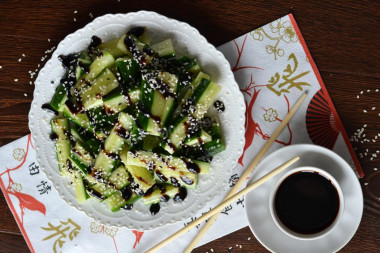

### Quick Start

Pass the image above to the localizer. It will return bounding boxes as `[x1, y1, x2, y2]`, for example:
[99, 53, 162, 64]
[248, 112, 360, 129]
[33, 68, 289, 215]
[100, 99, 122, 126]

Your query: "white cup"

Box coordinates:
[269, 166, 344, 240]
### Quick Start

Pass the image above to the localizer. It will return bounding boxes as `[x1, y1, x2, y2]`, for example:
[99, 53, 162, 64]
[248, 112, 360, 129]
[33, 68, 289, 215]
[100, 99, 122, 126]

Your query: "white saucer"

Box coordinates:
[245, 144, 363, 253]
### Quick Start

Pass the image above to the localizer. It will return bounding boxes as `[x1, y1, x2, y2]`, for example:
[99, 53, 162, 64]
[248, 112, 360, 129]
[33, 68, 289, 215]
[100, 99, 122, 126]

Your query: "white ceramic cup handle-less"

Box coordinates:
[269, 166, 345, 240]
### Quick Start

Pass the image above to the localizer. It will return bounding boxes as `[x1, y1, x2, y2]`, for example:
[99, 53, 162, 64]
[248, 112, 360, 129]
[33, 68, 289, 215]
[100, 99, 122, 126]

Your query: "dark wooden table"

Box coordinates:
[1, 0, 379, 252]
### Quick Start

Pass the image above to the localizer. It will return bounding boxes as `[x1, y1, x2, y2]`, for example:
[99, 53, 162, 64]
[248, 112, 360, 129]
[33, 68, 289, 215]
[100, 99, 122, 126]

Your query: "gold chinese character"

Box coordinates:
[41, 218, 81, 253]
[267, 53, 311, 96]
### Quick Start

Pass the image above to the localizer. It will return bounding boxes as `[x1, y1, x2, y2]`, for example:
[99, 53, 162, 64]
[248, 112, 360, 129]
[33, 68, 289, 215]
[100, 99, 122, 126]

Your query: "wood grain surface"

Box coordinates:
[0, 0, 379, 252]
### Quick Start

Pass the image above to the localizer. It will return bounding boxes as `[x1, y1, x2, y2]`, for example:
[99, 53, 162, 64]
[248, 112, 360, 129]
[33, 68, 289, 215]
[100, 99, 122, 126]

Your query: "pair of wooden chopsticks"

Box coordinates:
[147, 92, 307, 253]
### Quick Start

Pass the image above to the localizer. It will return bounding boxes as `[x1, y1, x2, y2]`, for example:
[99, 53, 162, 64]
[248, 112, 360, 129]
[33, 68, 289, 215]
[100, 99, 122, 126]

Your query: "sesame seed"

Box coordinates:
[367, 89, 371, 92]
[18, 58, 22, 62]
[22, 54, 25, 57]
[14, 78, 18, 82]
[364, 182, 368, 185]
[48, 38, 51, 42]
[372, 107, 376, 110]
[24, 93, 27, 97]
[363, 110, 367, 113]
[74, 10, 77, 13]
[73, 18, 76, 22]
[360, 91, 363, 94]
[356, 95, 359, 99]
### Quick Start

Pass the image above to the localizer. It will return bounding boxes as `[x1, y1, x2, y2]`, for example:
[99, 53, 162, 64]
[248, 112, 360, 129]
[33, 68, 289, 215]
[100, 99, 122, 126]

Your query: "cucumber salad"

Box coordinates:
[43, 26, 225, 215]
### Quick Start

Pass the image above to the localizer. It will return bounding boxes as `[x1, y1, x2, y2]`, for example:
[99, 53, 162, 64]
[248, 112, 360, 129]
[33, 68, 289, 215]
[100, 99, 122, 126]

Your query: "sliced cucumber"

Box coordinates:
[106, 188, 141, 212]
[143, 184, 179, 205]
[154, 169, 198, 189]
[70, 125, 101, 155]
[81, 68, 119, 110]
[103, 88, 141, 115]
[115, 57, 139, 85]
[163, 116, 187, 153]
[142, 135, 162, 151]
[49, 28, 225, 210]
[126, 150, 209, 174]
[93, 150, 119, 178]
[61, 101, 94, 133]
[69, 141, 94, 174]
[85, 174, 117, 199]
[185, 129, 212, 146]
[204, 139, 226, 156]
[104, 112, 134, 154]
[75, 55, 92, 81]
[192, 81, 221, 119]
[81, 51, 115, 81]
[96, 39, 126, 58]
[71, 170, 89, 203]
[50, 83, 68, 111]
[151, 39, 175, 58]
[126, 164, 155, 193]
[51, 118, 71, 177]
[108, 165, 130, 189]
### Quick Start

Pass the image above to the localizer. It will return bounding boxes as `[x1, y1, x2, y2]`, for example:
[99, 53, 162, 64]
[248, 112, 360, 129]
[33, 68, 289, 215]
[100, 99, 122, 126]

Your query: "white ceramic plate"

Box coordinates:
[245, 144, 363, 253]
[29, 11, 245, 230]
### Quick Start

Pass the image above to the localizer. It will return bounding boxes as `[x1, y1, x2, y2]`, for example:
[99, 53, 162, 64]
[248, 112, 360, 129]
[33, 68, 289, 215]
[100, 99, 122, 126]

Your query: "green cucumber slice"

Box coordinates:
[126, 150, 209, 174]
[104, 112, 135, 154]
[106, 188, 141, 212]
[82, 51, 115, 81]
[126, 164, 155, 193]
[85, 174, 117, 199]
[115, 57, 139, 85]
[193, 81, 221, 119]
[151, 39, 175, 58]
[69, 141, 94, 174]
[49, 83, 68, 111]
[185, 129, 212, 146]
[108, 165, 131, 189]
[71, 170, 89, 203]
[96, 39, 126, 58]
[70, 126, 101, 155]
[143, 184, 179, 205]
[51, 118, 71, 177]
[154, 169, 198, 189]
[81, 68, 119, 110]
[93, 150, 120, 178]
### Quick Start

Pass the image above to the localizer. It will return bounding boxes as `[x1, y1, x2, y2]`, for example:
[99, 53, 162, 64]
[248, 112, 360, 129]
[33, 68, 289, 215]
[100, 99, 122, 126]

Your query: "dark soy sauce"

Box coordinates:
[150, 203, 160, 215]
[41, 103, 58, 115]
[274, 171, 340, 235]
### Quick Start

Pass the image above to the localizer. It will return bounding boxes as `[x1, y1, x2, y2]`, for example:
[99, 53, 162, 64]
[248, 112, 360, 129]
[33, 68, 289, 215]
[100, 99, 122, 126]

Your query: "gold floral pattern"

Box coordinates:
[263, 108, 278, 122]
[90, 221, 103, 233]
[90, 221, 118, 237]
[9, 182, 22, 193]
[250, 18, 298, 60]
[13, 148, 25, 161]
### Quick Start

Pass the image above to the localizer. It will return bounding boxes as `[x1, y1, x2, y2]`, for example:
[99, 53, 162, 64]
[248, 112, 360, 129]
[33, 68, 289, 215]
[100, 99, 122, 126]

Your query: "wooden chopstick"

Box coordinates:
[183, 92, 307, 252]
[146, 155, 300, 253]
